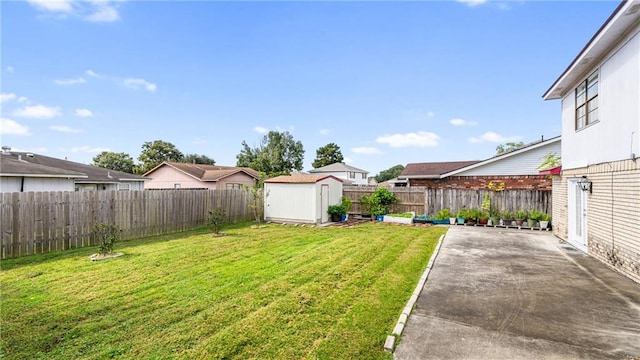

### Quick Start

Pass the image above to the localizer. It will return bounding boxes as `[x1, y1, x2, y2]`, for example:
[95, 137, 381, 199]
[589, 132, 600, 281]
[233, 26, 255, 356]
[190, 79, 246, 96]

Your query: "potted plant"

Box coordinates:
[456, 209, 466, 225]
[501, 210, 513, 227]
[328, 204, 346, 222]
[477, 210, 489, 225]
[434, 208, 454, 224]
[340, 196, 352, 222]
[489, 208, 500, 226]
[539, 213, 551, 230]
[528, 209, 543, 228]
[514, 209, 528, 226]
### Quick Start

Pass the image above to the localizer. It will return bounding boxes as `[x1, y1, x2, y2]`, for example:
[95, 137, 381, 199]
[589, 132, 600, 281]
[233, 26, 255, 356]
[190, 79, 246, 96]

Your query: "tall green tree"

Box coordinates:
[375, 164, 405, 183]
[496, 141, 525, 154]
[92, 151, 135, 174]
[137, 140, 184, 174]
[312, 143, 344, 168]
[236, 131, 304, 176]
[182, 153, 215, 165]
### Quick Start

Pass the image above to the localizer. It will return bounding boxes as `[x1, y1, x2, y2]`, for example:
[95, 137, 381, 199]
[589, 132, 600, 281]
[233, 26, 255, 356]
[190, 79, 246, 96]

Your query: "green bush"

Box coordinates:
[206, 207, 227, 234]
[92, 224, 121, 255]
[328, 204, 346, 216]
[514, 209, 528, 220]
[341, 196, 352, 213]
[529, 210, 544, 221]
[434, 208, 453, 221]
[368, 188, 398, 215]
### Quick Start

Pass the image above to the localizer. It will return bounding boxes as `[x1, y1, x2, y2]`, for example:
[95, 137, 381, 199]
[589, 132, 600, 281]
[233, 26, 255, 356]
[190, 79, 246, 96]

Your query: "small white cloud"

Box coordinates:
[123, 78, 157, 92]
[450, 118, 477, 126]
[5, 66, 14, 73]
[376, 131, 440, 148]
[427, 111, 435, 118]
[0, 118, 31, 136]
[18, 96, 29, 103]
[343, 157, 353, 164]
[319, 129, 330, 135]
[468, 131, 522, 143]
[12, 105, 62, 119]
[71, 145, 109, 153]
[55, 77, 86, 85]
[352, 147, 382, 155]
[253, 126, 269, 134]
[50, 125, 84, 133]
[457, 0, 487, 7]
[27, 0, 74, 13]
[75, 108, 94, 117]
[85, 3, 119, 22]
[0, 93, 16, 103]
[85, 69, 102, 78]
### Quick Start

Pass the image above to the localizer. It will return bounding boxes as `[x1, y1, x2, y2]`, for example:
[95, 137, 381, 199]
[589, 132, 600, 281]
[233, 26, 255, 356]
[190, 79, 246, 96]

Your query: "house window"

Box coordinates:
[226, 183, 242, 190]
[118, 183, 130, 191]
[174, 183, 181, 189]
[349, 172, 355, 179]
[361, 173, 366, 179]
[575, 70, 599, 130]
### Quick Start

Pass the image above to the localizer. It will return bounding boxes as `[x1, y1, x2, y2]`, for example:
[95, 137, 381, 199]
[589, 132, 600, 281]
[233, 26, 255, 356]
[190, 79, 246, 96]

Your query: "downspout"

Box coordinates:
[20, 176, 25, 192]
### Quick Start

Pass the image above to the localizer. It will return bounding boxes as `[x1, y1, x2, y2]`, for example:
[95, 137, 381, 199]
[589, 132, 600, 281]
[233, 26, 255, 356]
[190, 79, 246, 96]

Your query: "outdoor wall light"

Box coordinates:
[578, 175, 592, 193]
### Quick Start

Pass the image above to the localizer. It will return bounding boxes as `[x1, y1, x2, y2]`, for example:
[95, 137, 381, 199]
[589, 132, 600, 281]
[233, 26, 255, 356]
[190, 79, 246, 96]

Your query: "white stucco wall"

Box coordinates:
[560, 24, 640, 170]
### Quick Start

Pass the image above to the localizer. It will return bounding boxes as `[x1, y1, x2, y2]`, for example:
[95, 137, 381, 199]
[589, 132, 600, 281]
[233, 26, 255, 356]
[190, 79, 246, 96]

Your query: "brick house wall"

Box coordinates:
[409, 175, 552, 190]
[558, 159, 640, 283]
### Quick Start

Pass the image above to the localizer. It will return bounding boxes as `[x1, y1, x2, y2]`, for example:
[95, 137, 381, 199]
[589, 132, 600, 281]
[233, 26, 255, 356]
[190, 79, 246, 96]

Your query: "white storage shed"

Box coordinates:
[264, 174, 343, 224]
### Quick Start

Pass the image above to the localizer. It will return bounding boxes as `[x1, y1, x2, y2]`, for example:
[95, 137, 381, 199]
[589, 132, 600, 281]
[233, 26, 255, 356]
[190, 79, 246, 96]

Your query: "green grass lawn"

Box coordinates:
[1, 222, 447, 359]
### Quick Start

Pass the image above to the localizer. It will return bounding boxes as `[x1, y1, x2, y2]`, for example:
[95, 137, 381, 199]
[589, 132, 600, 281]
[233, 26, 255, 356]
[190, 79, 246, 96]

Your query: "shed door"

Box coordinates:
[321, 185, 329, 223]
[567, 179, 588, 252]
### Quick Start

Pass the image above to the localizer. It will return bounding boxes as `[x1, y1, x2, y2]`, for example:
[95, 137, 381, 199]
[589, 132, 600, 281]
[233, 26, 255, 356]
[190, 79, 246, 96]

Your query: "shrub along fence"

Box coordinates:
[343, 186, 551, 216]
[0, 189, 253, 259]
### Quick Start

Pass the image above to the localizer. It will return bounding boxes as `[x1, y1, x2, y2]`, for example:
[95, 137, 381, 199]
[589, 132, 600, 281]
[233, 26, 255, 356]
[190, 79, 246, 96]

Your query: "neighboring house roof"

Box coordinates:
[143, 162, 259, 182]
[543, 0, 640, 100]
[400, 161, 481, 179]
[264, 174, 343, 184]
[308, 162, 368, 174]
[0, 157, 87, 178]
[1, 152, 145, 183]
[442, 136, 561, 177]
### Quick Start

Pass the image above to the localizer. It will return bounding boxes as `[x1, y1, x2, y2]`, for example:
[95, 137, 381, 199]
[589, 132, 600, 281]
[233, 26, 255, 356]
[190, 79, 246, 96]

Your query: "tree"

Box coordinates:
[375, 164, 405, 183]
[182, 153, 215, 165]
[137, 140, 184, 174]
[312, 143, 344, 168]
[496, 141, 525, 154]
[236, 131, 304, 176]
[92, 151, 135, 174]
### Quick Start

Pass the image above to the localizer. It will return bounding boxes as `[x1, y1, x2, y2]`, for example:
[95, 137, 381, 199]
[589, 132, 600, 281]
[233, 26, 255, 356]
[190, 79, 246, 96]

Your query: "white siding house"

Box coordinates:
[308, 163, 369, 186]
[264, 174, 343, 224]
[0, 156, 86, 193]
[543, 0, 640, 283]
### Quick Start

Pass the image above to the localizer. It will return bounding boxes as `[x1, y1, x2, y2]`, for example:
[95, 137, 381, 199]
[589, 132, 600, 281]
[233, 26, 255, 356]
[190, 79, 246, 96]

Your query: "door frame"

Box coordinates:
[320, 184, 329, 224]
[567, 178, 588, 252]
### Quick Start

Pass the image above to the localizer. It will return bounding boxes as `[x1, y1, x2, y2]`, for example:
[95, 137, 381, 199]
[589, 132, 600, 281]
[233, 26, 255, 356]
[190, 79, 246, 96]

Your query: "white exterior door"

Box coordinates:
[320, 185, 329, 223]
[567, 179, 588, 252]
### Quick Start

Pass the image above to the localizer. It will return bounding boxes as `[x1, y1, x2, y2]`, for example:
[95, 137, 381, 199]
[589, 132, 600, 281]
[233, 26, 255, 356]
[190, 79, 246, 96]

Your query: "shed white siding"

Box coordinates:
[264, 177, 343, 224]
[1, 176, 75, 193]
[560, 23, 640, 170]
[453, 141, 561, 176]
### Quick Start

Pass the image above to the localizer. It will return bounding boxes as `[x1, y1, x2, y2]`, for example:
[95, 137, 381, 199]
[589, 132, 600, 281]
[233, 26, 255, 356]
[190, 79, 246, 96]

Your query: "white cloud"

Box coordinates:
[450, 118, 477, 126]
[468, 131, 522, 143]
[85, 69, 102, 78]
[427, 111, 435, 118]
[376, 131, 440, 148]
[75, 108, 94, 117]
[18, 96, 29, 103]
[27, 0, 74, 13]
[352, 147, 382, 155]
[12, 105, 62, 119]
[55, 77, 86, 85]
[253, 126, 269, 134]
[319, 129, 330, 135]
[343, 157, 353, 164]
[5, 66, 14, 73]
[457, 0, 487, 7]
[50, 125, 84, 133]
[123, 78, 157, 92]
[85, 3, 119, 22]
[0, 118, 31, 136]
[71, 145, 109, 153]
[0, 93, 16, 103]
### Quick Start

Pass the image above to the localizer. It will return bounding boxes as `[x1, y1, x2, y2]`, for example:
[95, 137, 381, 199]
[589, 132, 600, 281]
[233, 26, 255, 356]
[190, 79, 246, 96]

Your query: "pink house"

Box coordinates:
[143, 162, 259, 190]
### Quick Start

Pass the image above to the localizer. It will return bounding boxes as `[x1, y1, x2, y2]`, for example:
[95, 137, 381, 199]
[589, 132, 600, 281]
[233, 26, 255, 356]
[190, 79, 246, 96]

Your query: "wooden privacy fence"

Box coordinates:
[0, 189, 253, 259]
[342, 186, 551, 216]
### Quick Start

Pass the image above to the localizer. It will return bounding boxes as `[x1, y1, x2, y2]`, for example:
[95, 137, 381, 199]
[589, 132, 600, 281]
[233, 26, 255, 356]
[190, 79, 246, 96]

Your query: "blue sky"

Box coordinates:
[1, 0, 620, 176]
